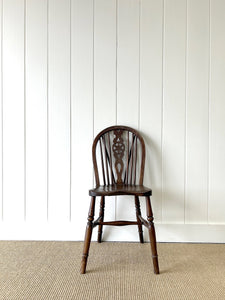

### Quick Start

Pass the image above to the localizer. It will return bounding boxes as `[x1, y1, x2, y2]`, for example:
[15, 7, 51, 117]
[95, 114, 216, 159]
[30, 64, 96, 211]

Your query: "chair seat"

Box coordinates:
[89, 184, 152, 197]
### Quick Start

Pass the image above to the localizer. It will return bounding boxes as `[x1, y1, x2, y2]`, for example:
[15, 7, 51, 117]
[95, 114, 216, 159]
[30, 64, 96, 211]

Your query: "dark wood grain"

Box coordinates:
[146, 196, 160, 274]
[97, 196, 105, 243]
[80, 196, 96, 274]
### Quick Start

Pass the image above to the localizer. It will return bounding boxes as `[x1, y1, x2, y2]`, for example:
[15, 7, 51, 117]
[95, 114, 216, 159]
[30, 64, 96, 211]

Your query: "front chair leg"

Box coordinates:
[146, 196, 159, 274]
[80, 196, 96, 274]
[135, 196, 144, 243]
[98, 196, 105, 243]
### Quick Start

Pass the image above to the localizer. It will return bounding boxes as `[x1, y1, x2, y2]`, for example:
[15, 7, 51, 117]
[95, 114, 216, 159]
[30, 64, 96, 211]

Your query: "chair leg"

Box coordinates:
[145, 196, 159, 274]
[80, 196, 96, 274]
[135, 196, 144, 243]
[97, 196, 105, 243]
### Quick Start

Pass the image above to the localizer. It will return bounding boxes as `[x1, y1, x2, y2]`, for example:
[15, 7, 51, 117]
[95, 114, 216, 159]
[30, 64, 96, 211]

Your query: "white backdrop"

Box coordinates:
[1, 0, 225, 242]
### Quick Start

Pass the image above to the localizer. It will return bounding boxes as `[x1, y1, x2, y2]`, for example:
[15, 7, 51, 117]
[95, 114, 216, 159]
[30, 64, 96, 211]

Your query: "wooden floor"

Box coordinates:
[0, 241, 225, 299]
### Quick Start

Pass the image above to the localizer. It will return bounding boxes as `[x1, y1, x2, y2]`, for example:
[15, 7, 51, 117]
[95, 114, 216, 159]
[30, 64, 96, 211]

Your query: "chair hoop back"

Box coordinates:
[92, 126, 146, 187]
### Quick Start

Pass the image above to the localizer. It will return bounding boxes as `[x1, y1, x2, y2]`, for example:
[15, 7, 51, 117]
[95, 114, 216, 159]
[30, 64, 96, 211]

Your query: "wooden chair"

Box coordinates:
[80, 125, 159, 274]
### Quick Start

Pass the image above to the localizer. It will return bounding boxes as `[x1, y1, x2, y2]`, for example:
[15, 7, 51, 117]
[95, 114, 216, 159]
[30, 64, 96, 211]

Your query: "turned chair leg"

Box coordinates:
[135, 196, 144, 243]
[80, 196, 96, 274]
[146, 196, 159, 274]
[97, 196, 105, 243]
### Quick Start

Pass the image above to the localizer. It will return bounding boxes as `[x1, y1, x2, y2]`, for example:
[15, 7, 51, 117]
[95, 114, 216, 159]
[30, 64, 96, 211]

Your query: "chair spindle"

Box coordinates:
[124, 131, 130, 184]
[103, 135, 110, 185]
[129, 134, 136, 185]
[133, 137, 137, 184]
[99, 137, 106, 185]
[107, 132, 115, 184]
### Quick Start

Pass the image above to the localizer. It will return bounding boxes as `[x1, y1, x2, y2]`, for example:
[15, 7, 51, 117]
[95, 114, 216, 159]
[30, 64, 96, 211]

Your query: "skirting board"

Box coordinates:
[1, 222, 225, 243]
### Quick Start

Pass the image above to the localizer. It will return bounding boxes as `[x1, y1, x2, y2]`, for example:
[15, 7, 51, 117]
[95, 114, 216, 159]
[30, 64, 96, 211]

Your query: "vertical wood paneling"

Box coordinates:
[94, 0, 116, 133]
[71, 0, 94, 237]
[2, 0, 25, 221]
[0, 0, 2, 220]
[185, 0, 209, 223]
[117, 0, 139, 127]
[209, 0, 225, 223]
[26, 0, 48, 222]
[116, 0, 140, 240]
[140, 0, 163, 223]
[93, 0, 117, 230]
[162, 0, 186, 223]
[48, 0, 71, 222]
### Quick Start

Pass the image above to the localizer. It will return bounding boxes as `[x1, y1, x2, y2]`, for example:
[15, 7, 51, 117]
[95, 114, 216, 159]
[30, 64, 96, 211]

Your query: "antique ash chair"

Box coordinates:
[80, 125, 159, 274]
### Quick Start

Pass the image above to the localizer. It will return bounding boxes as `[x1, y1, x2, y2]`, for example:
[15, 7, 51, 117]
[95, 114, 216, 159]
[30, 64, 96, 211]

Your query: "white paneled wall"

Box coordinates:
[26, 0, 48, 222]
[71, 0, 94, 239]
[1, 0, 225, 242]
[3, 0, 26, 223]
[162, 0, 186, 224]
[209, 0, 225, 224]
[185, 0, 209, 223]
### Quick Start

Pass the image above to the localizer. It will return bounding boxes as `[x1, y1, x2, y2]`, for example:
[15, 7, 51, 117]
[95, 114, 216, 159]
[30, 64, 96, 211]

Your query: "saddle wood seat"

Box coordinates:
[89, 184, 152, 197]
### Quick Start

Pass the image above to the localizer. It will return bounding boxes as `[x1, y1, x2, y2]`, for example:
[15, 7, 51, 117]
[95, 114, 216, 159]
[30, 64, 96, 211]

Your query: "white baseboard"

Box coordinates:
[1, 221, 225, 243]
[156, 224, 225, 243]
[101, 223, 225, 243]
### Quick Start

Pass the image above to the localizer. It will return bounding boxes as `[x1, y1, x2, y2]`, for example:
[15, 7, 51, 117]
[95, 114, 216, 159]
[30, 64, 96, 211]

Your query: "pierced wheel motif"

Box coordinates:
[112, 130, 125, 184]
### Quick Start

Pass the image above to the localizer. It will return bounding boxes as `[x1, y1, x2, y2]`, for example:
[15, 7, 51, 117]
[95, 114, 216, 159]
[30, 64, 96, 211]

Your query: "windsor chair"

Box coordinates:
[80, 125, 159, 274]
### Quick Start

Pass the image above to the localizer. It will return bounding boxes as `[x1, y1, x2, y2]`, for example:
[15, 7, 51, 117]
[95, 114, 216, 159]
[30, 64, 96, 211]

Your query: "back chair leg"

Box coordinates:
[81, 196, 96, 274]
[145, 196, 159, 274]
[135, 196, 144, 243]
[97, 196, 105, 243]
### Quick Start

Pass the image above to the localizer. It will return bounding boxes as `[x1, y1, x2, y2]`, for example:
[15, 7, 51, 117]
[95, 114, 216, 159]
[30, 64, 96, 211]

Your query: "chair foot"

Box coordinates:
[152, 255, 160, 274]
[138, 228, 144, 244]
[80, 255, 88, 274]
[80, 224, 93, 274]
[97, 231, 102, 243]
[149, 223, 160, 274]
[139, 235, 144, 244]
[80, 196, 96, 274]
[146, 196, 160, 274]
